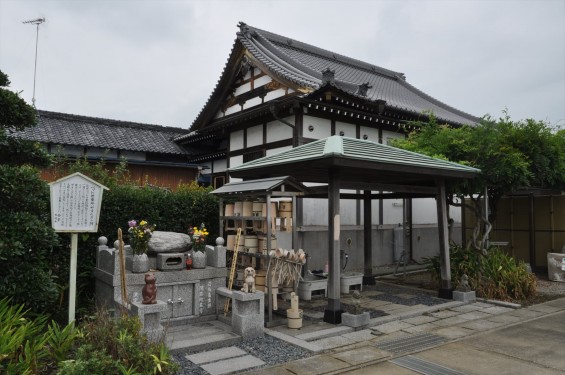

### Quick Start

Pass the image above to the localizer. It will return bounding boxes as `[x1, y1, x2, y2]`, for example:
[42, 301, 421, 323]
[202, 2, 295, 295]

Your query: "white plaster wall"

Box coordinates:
[229, 155, 243, 169]
[383, 199, 404, 225]
[335, 121, 357, 138]
[264, 88, 286, 101]
[359, 126, 380, 143]
[303, 115, 331, 139]
[340, 197, 357, 225]
[213, 159, 227, 173]
[411, 198, 461, 224]
[121, 150, 145, 161]
[266, 146, 292, 156]
[230, 130, 244, 151]
[254, 75, 272, 87]
[246, 125, 263, 147]
[234, 81, 251, 96]
[244, 96, 262, 110]
[302, 198, 328, 225]
[242, 70, 252, 81]
[224, 105, 240, 116]
[266, 118, 293, 143]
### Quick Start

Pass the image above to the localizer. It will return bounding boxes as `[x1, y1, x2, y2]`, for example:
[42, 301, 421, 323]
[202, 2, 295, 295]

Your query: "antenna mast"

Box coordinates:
[22, 17, 45, 108]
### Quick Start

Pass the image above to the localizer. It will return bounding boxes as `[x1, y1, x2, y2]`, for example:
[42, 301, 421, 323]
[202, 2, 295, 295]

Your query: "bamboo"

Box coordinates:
[224, 228, 242, 315]
[118, 228, 128, 307]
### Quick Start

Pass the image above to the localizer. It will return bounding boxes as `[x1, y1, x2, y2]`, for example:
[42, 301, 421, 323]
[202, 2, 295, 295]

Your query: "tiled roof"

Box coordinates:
[237, 23, 479, 126]
[185, 23, 480, 133]
[17, 110, 190, 155]
[230, 135, 480, 177]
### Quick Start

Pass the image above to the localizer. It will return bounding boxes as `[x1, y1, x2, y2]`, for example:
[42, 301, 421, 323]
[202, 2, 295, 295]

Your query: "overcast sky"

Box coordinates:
[1, 0, 564, 129]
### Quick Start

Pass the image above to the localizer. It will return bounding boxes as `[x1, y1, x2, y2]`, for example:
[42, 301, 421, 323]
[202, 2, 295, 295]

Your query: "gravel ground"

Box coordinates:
[535, 274, 565, 295]
[172, 334, 311, 375]
[364, 282, 449, 306]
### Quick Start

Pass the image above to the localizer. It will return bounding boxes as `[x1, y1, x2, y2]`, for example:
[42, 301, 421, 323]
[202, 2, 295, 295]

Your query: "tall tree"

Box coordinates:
[393, 112, 565, 253]
[0, 70, 60, 314]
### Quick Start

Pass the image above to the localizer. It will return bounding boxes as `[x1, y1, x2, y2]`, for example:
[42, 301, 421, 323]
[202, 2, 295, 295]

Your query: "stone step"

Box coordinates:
[201, 354, 265, 375]
[166, 321, 241, 352]
[295, 325, 353, 342]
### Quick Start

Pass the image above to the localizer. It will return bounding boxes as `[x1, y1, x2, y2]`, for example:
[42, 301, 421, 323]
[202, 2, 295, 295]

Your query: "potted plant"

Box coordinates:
[128, 219, 156, 273]
[189, 223, 208, 269]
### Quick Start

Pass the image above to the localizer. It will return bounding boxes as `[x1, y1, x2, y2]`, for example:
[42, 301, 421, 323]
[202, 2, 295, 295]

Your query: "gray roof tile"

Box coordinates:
[17, 110, 190, 155]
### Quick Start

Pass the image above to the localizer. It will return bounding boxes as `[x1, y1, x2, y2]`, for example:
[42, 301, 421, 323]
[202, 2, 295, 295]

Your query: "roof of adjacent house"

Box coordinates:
[17, 110, 190, 155]
[187, 22, 480, 133]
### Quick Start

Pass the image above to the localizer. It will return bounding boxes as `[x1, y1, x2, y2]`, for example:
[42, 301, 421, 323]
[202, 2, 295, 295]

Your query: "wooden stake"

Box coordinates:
[118, 228, 128, 307]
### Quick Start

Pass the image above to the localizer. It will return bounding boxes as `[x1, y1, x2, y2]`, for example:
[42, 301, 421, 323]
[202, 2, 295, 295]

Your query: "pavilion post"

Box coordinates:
[324, 168, 343, 324]
[363, 190, 375, 285]
[436, 179, 452, 299]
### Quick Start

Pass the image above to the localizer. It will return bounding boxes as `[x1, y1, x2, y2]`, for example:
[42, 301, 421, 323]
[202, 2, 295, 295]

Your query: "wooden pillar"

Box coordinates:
[363, 190, 375, 285]
[436, 180, 452, 299]
[324, 168, 343, 324]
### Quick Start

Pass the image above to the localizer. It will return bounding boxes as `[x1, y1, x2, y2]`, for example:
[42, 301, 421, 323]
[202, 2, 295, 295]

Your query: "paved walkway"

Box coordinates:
[174, 290, 565, 374]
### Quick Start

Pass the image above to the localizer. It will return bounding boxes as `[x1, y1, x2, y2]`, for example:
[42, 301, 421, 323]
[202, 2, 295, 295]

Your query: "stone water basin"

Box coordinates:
[297, 274, 327, 301]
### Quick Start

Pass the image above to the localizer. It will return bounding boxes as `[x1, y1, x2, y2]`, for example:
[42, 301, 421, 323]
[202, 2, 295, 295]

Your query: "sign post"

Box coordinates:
[49, 172, 108, 323]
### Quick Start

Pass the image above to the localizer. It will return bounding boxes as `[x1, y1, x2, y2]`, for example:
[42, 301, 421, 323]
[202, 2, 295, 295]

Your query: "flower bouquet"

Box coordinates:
[128, 219, 156, 255]
[189, 223, 209, 253]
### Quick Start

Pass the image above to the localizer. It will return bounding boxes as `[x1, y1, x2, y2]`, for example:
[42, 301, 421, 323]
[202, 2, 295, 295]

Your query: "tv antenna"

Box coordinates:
[22, 17, 46, 107]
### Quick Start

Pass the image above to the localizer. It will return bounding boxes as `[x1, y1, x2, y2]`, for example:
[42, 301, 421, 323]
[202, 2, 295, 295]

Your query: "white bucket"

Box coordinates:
[252, 202, 263, 216]
[233, 201, 243, 216]
[242, 201, 253, 217]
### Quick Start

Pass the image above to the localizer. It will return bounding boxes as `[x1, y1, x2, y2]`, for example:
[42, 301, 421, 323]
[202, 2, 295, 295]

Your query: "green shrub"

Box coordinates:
[57, 308, 177, 375]
[0, 298, 79, 374]
[425, 245, 537, 301]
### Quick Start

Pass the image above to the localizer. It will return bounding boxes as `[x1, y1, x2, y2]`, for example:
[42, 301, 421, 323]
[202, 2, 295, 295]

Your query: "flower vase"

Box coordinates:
[132, 253, 149, 273]
[193, 250, 206, 269]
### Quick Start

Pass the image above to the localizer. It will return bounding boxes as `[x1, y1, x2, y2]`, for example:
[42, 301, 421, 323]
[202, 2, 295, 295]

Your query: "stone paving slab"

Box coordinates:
[185, 346, 246, 365]
[449, 304, 484, 312]
[201, 354, 265, 375]
[527, 304, 563, 314]
[481, 305, 515, 315]
[331, 346, 390, 365]
[284, 355, 350, 374]
[506, 309, 546, 319]
[432, 315, 469, 327]
[458, 319, 504, 331]
[484, 314, 522, 324]
[372, 320, 414, 334]
[458, 310, 492, 321]
[245, 367, 294, 375]
[429, 310, 461, 319]
[341, 329, 377, 342]
[432, 326, 476, 339]
[402, 322, 440, 334]
[402, 315, 438, 325]
[295, 325, 353, 341]
[311, 335, 357, 350]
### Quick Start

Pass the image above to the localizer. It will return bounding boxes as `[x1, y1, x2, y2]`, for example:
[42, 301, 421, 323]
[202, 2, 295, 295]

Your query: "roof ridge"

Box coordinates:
[37, 110, 190, 134]
[244, 24, 404, 81]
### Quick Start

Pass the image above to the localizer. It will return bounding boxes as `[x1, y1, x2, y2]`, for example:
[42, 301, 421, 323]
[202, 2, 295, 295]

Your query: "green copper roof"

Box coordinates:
[229, 135, 480, 176]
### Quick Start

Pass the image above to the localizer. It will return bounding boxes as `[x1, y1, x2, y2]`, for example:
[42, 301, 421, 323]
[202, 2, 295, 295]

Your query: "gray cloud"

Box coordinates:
[1, 0, 563, 128]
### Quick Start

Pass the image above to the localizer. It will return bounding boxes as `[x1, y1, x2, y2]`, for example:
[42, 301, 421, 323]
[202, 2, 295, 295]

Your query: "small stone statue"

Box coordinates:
[142, 272, 157, 304]
[241, 267, 256, 293]
[351, 290, 362, 315]
[457, 274, 471, 292]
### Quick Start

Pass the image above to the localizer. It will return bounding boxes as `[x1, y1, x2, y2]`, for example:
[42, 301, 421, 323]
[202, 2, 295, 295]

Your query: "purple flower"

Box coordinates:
[128, 220, 137, 228]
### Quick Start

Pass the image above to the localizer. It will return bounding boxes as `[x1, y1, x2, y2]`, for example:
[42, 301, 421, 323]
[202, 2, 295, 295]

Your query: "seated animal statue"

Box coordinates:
[241, 267, 256, 293]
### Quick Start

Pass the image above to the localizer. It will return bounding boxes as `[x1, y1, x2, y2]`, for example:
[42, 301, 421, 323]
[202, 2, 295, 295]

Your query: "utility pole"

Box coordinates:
[22, 17, 45, 108]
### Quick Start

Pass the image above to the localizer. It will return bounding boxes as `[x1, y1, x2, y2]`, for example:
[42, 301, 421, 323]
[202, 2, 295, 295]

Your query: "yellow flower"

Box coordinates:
[140, 220, 147, 226]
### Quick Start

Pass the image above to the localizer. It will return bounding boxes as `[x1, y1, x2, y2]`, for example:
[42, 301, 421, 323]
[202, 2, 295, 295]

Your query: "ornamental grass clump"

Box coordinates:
[128, 219, 156, 255]
[425, 244, 537, 302]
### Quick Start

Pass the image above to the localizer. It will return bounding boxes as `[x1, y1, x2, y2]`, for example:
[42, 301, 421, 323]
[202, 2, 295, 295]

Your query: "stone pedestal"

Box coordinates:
[206, 243, 226, 268]
[298, 276, 327, 301]
[157, 253, 185, 271]
[129, 300, 168, 341]
[216, 287, 264, 339]
[341, 312, 370, 329]
[453, 290, 476, 302]
[340, 272, 363, 293]
[547, 253, 565, 282]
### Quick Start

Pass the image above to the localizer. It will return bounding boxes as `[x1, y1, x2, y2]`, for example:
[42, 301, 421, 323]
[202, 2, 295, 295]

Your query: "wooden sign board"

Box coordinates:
[49, 172, 108, 233]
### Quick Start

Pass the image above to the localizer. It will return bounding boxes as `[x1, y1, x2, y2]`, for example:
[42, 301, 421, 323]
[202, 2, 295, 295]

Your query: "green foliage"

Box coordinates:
[57, 309, 177, 375]
[0, 298, 79, 374]
[425, 245, 537, 301]
[392, 112, 565, 252]
[0, 70, 60, 316]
